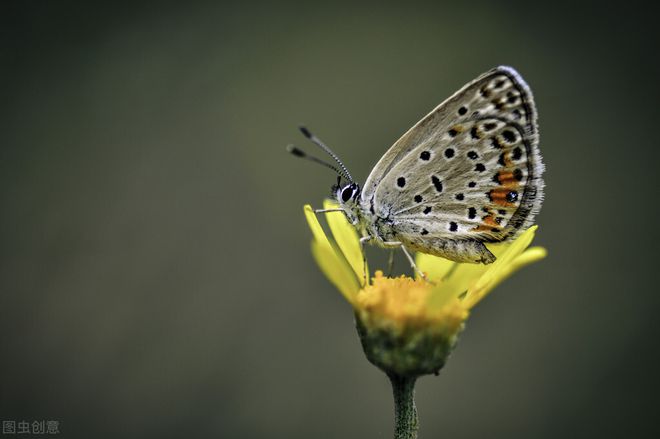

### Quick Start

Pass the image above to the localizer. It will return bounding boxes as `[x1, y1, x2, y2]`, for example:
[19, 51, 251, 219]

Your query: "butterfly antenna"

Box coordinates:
[299, 126, 354, 182]
[286, 144, 345, 178]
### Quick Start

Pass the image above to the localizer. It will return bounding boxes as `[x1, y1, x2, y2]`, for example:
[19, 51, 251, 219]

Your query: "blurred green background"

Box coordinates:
[1, 1, 657, 438]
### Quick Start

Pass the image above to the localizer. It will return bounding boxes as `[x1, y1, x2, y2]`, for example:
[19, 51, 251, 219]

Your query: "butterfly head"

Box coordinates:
[337, 182, 360, 202]
[327, 178, 360, 224]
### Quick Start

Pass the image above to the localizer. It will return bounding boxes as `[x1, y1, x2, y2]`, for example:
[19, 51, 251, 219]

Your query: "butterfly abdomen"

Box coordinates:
[405, 236, 496, 264]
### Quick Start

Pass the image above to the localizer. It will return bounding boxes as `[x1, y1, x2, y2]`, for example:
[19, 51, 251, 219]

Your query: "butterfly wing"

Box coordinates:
[360, 66, 544, 261]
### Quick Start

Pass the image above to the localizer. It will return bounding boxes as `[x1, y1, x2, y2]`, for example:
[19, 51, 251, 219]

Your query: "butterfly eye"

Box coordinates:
[341, 185, 354, 202]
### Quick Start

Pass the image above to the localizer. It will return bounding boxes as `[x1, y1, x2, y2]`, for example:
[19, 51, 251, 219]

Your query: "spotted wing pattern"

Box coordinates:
[361, 66, 544, 256]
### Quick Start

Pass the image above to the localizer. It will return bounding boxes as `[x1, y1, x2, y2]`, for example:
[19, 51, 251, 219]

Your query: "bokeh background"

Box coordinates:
[1, 1, 658, 438]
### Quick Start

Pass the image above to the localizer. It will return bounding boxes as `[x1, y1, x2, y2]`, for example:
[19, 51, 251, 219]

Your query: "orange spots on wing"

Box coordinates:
[483, 215, 499, 226]
[488, 188, 516, 207]
[494, 171, 519, 188]
[500, 151, 514, 167]
[472, 214, 500, 232]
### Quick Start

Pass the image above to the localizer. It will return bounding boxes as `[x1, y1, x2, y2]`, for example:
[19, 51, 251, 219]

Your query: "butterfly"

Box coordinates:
[289, 66, 544, 276]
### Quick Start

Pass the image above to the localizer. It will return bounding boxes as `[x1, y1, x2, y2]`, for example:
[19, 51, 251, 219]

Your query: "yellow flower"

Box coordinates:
[304, 200, 547, 376]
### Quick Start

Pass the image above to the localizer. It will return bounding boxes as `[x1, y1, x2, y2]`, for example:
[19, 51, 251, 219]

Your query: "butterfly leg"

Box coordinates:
[399, 245, 429, 282]
[382, 241, 429, 282]
[314, 208, 344, 214]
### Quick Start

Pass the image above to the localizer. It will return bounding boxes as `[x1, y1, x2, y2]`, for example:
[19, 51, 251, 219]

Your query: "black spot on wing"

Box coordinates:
[502, 130, 517, 143]
[512, 147, 523, 160]
[431, 176, 443, 192]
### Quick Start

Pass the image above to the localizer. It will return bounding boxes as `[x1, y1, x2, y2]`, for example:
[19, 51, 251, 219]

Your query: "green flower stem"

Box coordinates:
[388, 373, 419, 439]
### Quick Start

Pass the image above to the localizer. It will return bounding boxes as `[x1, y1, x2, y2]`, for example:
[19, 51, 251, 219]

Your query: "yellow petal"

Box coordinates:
[420, 242, 519, 310]
[323, 199, 367, 284]
[464, 246, 547, 309]
[304, 205, 359, 304]
[415, 253, 456, 282]
[427, 262, 489, 310]
[484, 241, 519, 259]
[490, 247, 547, 287]
[304, 204, 329, 243]
[429, 240, 514, 294]
[510, 246, 547, 269]
[463, 226, 540, 309]
[311, 240, 360, 304]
